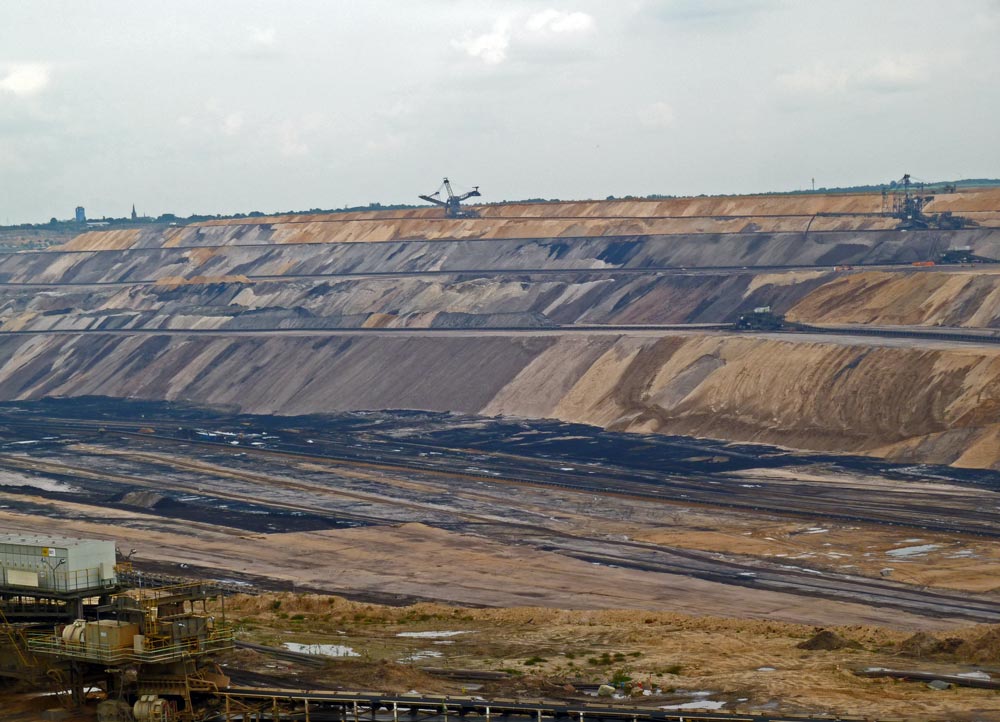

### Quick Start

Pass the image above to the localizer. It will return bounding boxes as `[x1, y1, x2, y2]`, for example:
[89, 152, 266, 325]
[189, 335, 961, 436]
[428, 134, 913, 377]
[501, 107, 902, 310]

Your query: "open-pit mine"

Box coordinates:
[3, 185, 1000, 721]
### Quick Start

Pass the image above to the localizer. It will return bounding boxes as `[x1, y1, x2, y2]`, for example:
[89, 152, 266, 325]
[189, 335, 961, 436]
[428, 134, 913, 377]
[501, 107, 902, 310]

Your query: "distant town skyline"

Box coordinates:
[2, 0, 999, 224]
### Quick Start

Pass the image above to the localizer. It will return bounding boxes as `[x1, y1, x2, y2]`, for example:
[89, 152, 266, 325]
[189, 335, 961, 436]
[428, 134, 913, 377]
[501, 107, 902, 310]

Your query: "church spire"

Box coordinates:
[131, 204, 137, 221]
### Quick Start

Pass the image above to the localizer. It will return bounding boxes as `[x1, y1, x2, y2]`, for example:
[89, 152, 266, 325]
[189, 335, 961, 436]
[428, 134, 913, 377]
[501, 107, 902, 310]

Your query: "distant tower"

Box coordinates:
[131, 204, 137, 221]
[75, 206, 86, 223]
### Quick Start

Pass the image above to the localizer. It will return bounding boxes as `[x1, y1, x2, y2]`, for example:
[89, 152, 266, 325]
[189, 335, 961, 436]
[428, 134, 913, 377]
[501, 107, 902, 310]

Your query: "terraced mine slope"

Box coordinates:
[2, 189, 1000, 468]
[4, 397, 1000, 627]
[5, 191, 1000, 722]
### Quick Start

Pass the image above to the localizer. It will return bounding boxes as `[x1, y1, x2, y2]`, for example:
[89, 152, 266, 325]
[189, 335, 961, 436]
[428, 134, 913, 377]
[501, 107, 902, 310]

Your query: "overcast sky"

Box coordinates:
[1, 0, 999, 223]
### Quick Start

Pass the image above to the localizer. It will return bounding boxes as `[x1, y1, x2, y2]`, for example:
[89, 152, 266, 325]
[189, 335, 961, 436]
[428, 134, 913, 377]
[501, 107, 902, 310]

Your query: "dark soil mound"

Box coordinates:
[939, 637, 964, 654]
[956, 627, 1000, 664]
[797, 629, 862, 651]
[899, 632, 944, 657]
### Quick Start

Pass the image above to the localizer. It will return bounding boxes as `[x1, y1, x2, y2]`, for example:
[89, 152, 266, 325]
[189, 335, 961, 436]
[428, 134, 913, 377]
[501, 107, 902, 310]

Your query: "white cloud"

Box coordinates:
[383, 99, 414, 120]
[222, 112, 244, 136]
[0, 63, 50, 97]
[777, 56, 924, 96]
[279, 133, 308, 157]
[776, 63, 850, 94]
[638, 101, 675, 128]
[859, 56, 923, 92]
[525, 9, 595, 35]
[174, 104, 245, 138]
[452, 18, 512, 65]
[364, 133, 404, 154]
[242, 26, 280, 58]
[275, 113, 324, 157]
[249, 26, 277, 48]
[638, 0, 780, 26]
[453, 9, 596, 65]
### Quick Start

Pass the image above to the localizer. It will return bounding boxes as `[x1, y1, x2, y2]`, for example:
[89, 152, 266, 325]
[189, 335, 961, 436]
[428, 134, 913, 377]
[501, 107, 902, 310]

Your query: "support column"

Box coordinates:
[70, 662, 84, 708]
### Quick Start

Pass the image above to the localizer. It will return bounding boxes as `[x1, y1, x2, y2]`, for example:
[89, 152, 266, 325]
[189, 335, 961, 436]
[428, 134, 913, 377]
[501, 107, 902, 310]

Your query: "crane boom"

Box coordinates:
[419, 177, 481, 218]
[418, 192, 448, 208]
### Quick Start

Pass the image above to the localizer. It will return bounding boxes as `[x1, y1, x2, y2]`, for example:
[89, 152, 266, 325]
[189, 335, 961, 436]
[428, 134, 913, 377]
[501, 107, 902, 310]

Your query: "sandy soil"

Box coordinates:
[2, 326, 999, 470]
[0, 502, 959, 630]
[5, 589, 1000, 721]
[633, 514, 1000, 594]
[0, 408, 995, 631]
[220, 592, 1000, 721]
[52, 187, 1000, 252]
[787, 270, 1000, 328]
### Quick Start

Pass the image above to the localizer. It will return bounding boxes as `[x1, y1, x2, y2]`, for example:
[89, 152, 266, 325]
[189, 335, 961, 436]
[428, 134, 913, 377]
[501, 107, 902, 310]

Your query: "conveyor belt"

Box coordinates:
[214, 686, 870, 722]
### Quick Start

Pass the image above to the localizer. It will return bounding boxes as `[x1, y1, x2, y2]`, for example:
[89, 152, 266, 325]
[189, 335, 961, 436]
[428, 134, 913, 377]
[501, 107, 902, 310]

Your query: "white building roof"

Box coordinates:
[0, 534, 112, 549]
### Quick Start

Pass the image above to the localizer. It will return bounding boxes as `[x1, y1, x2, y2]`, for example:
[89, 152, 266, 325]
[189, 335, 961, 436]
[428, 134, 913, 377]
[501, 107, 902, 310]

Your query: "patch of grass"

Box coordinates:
[523, 656, 546, 666]
[610, 668, 632, 685]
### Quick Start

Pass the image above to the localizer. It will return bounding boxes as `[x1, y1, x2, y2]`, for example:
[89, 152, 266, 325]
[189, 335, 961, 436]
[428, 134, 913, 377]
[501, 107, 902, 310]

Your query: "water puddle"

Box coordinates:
[399, 650, 444, 662]
[283, 643, 359, 657]
[661, 700, 726, 711]
[886, 544, 940, 557]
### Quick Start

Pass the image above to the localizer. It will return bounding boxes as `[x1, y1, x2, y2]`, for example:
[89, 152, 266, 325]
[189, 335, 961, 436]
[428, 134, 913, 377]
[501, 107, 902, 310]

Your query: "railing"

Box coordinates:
[215, 688, 877, 722]
[25, 623, 234, 664]
[121, 580, 217, 607]
[2, 565, 117, 594]
[0, 604, 36, 669]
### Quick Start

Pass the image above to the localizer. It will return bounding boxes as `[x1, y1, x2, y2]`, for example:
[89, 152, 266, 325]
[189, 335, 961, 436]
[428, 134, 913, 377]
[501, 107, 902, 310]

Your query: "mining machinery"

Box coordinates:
[1, 535, 232, 722]
[882, 174, 973, 230]
[419, 177, 482, 218]
[735, 306, 786, 331]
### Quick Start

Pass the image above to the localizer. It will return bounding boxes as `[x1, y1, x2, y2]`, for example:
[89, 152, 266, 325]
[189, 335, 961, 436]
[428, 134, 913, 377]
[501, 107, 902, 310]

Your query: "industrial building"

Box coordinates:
[0, 534, 117, 594]
[0, 535, 233, 721]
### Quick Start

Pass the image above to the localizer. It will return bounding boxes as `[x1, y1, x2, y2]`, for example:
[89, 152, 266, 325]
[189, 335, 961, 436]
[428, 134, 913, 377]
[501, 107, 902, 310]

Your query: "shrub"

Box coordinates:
[610, 668, 632, 686]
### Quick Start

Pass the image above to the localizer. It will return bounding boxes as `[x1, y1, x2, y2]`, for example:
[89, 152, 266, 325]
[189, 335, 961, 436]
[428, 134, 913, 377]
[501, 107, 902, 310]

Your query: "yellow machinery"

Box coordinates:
[23, 581, 232, 721]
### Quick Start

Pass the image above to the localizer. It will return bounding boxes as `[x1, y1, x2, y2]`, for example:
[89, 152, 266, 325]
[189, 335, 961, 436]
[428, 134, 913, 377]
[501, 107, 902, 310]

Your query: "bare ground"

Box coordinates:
[218, 592, 1000, 721]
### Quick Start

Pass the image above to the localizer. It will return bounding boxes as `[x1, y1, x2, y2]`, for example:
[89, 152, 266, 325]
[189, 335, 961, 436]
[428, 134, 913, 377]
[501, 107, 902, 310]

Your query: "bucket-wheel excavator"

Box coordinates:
[419, 177, 482, 218]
